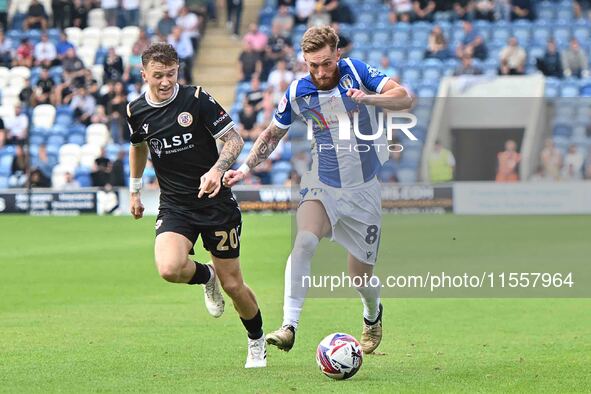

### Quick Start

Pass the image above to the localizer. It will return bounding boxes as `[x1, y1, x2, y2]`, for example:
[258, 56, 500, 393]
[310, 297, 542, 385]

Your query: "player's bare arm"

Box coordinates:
[129, 141, 148, 219]
[223, 122, 287, 187]
[347, 79, 414, 111]
[199, 128, 244, 198]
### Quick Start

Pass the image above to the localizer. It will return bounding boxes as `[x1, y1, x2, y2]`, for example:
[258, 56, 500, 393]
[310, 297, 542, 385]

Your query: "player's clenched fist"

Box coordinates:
[130, 193, 144, 219]
[198, 168, 223, 198]
[223, 169, 245, 187]
[347, 88, 367, 104]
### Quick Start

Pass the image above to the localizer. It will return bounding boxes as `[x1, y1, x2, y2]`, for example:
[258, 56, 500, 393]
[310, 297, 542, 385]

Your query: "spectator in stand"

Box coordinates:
[121, 0, 140, 27]
[0, 0, 7, 31]
[110, 150, 126, 187]
[510, 0, 534, 21]
[244, 23, 268, 55]
[428, 140, 455, 183]
[425, 25, 450, 60]
[51, 0, 70, 29]
[71, 0, 89, 28]
[102, 0, 118, 27]
[536, 40, 563, 78]
[0, 116, 5, 148]
[244, 75, 265, 113]
[473, 0, 495, 21]
[389, 0, 413, 23]
[413, 0, 436, 22]
[561, 144, 584, 180]
[103, 47, 124, 83]
[132, 29, 151, 55]
[226, 0, 243, 38]
[4, 104, 28, 145]
[56, 31, 74, 63]
[14, 38, 33, 67]
[273, 5, 294, 34]
[454, 53, 483, 75]
[19, 78, 34, 107]
[91, 148, 112, 187]
[34, 33, 57, 68]
[70, 86, 96, 125]
[380, 55, 397, 79]
[0, 30, 13, 67]
[34, 67, 55, 105]
[540, 138, 562, 181]
[574, 0, 591, 20]
[177, 6, 201, 55]
[168, 26, 194, 83]
[91, 105, 109, 125]
[332, 22, 352, 57]
[105, 81, 128, 143]
[585, 147, 591, 180]
[60, 172, 80, 189]
[127, 81, 143, 102]
[124, 45, 143, 84]
[239, 40, 262, 82]
[62, 47, 85, 86]
[23, 0, 48, 30]
[267, 59, 294, 95]
[456, 21, 488, 60]
[495, 139, 520, 182]
[157, 9, 176, 38]
[9, 144, 28, 187]
[30, 144, 54, 187]
[452, 0, 471, 21]
[264, 21, 293, 72]
[238, 103, 258, 141]
[295, 0, 316, 25]
[561, 39, 589, 79]
[307, 3, 331, 28]
[499, 36, 526, 75]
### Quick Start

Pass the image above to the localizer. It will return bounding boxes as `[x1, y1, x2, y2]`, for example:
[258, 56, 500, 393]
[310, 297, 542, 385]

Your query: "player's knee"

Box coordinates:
[293, 231, 319, 256]
[155, 257, 184, 283]
[220, 278, 243, 299]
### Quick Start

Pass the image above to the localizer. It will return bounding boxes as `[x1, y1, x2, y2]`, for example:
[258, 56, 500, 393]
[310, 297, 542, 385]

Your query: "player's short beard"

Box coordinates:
[310, 69, 340, 90]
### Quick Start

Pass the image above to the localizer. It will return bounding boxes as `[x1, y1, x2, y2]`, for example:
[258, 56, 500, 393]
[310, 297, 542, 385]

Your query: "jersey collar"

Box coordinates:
[145, 83, 180, 108]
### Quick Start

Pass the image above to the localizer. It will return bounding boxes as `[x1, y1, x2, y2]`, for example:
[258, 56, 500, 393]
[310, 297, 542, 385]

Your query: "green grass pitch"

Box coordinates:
[0, 214, 589, 392]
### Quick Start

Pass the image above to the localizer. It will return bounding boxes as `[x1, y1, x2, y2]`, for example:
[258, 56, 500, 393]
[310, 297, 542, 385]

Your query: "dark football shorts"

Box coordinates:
[155, 197, 242, 259]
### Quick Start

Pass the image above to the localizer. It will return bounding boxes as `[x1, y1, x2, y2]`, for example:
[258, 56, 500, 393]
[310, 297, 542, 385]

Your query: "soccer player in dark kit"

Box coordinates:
[126, 43, 266, 368]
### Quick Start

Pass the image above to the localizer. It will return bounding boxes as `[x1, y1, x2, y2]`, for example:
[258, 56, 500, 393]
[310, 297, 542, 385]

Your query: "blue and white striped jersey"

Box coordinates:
[273, 58, 390, 188]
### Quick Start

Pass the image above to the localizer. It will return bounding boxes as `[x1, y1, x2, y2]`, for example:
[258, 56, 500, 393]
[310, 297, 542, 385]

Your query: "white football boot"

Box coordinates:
[203, 264, 225, 318]
[245, 335, 267, 368]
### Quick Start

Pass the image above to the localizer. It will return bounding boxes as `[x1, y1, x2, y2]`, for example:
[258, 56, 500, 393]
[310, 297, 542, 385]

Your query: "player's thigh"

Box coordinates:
[297, 200, 332, 238]
[154, 231, 194, 270]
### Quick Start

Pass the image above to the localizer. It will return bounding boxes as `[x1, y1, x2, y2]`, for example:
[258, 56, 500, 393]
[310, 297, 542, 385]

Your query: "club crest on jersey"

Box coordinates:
[278, 95, 288, 113]
[339, 74, 354, 90]
[149, 138, 163, 158]
[177, 112, 193, 127]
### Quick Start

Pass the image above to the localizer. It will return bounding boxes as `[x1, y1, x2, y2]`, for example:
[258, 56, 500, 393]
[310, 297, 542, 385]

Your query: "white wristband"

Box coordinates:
[129, 178, 143, 193]
[238, 163, 251, 175]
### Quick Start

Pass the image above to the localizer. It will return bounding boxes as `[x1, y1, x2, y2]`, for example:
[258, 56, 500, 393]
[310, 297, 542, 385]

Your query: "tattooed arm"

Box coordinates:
[245, 122, 288, 169]
[198, 128, 244, 198]
[223, 122, 288, 187]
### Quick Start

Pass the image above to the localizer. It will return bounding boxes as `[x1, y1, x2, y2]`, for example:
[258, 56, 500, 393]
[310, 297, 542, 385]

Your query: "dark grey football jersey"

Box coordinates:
[126, 84, 235, 207]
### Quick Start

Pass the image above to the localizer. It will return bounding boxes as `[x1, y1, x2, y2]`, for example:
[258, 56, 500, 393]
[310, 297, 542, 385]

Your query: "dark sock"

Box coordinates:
[241, 309, 263, 339]
[187, 261, 211, 285]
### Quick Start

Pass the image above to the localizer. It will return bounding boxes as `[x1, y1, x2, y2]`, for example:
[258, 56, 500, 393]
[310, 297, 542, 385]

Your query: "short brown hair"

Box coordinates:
[141, 42, 179, 67]
[300, 26, 339, 54]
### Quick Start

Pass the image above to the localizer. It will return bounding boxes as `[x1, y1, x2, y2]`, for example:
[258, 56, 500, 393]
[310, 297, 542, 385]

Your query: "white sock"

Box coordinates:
[355, 275, 381, 323]
[282, 231, 319, 329]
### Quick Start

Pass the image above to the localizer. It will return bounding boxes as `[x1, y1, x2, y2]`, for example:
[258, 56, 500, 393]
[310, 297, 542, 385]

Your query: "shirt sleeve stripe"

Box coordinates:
[213, 122, 236, 139]
[272, 117, 291, 129]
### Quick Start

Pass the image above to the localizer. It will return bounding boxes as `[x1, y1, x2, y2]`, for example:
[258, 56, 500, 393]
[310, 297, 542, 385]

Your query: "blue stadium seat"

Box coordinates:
[349, 48, 366, 61]
[528, 46, 545, 66]
[373, 29, 391, 44]
[537, 2, 555, 21]
[412, 28, 431, 46]
[30, 135, 46, 145]
[55, 113, 73, 126]
[46, 135, 65, 147]
[552, 22, 572, 46]
[75, 168, 93, 187]
[512, 23, 531, 45]
[366, 49, 383, 67]
[491, 25, 512, 44]
[422, 66, 441, 84]
[352, 30, 371, 46]
[402, 68, 421, 86]
[67, 133, 85, 145]
[407, 46, 425, 62]
[560, 81, 580, 97]
[357, 12, 375, 25]
[392, 29, 411, 46]
[389, 48, 406, 65]
[0, 154, 13, 176]
[396, 168, 417, 183]
[556, 7, 573, 22]
[545, 77, 561, 97]
[0, 175, 8, 189]
[553, 122, 573, 138]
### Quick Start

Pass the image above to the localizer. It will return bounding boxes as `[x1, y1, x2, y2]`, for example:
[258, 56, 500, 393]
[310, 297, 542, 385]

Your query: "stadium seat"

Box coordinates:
[88, 8, 107, 28]
[52, 163, 77, 189]
[64, 27, 82, 47]
[115, 46, 132, 67]
[0, 154, 14, 176]
[75, 169, 93, 187]
[552, 23, 572, 46]
[9, 66, 31, 81]
[407, 47, 425, 62]
[79, 143, 102, 169]
[0, 105, 15, 119]
[58, 143, 82, 168]
[101, 26, 121, 49]
[396, 168, 417, 183]
[537, 2, 555, 21]
[392, 29, 411, 47]
[86, 123, 110, 147]
[67, 133, 86, 146]
[46, 134, 65, 147]
[553, 122, 573, 138]
[77, 46, 97, 67]
[121, 26, 141, 49]
[82, 27, 101, 49]
[0, 67, 9, 89]
[145, 8, 164, 30]
[0, 175, 9, 188]
[32, 104, 57, 129]
[560, 81, 580, 98]
[352, 30, 371, 46]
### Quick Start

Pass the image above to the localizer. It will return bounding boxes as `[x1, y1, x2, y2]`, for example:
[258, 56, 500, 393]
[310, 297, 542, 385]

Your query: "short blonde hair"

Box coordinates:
[300, 26, 339, 54]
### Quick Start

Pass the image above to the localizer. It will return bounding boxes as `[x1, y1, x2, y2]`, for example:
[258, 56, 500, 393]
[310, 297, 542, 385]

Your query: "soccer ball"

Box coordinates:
[316, 333, 363, 380]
